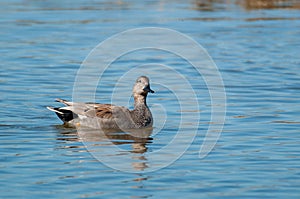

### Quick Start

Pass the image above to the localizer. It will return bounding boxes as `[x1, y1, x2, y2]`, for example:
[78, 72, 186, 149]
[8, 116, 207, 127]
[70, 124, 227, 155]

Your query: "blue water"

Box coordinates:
[1, 0, 300, 198]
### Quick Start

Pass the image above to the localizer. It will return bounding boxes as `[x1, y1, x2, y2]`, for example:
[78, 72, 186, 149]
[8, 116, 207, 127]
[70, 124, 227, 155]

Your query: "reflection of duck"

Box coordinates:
[77, 127, 153, 171]
[47, 76, 154, 129]
[56, 127, 153, 171]
[80, 127, 151, 143]
[77, 127, 153, 149]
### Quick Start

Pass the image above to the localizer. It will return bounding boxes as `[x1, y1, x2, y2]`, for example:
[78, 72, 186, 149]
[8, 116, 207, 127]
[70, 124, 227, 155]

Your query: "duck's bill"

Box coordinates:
[144, 86, 155, 93]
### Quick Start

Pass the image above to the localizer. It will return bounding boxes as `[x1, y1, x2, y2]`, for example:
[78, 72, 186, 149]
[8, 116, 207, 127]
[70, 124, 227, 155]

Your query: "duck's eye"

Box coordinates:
[137, 80, 142, 83]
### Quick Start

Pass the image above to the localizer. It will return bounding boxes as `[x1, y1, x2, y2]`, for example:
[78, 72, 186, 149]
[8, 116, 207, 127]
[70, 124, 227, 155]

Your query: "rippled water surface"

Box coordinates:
[1, 0, 300, 198]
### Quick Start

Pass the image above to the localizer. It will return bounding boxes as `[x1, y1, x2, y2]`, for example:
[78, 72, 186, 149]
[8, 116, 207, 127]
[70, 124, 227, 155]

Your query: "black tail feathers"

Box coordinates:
[47, 107, 78, 123]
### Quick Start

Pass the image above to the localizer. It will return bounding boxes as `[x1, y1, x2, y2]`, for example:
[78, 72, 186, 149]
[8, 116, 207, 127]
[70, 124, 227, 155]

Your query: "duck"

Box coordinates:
[47, 76, 154, 130]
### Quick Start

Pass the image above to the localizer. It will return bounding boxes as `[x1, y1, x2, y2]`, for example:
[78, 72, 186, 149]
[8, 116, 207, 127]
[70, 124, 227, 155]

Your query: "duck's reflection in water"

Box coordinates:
[57, 126, 153, 171]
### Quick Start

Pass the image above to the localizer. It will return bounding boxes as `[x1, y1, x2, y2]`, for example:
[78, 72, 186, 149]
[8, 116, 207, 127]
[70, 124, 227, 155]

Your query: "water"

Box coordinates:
[1, 0, 300, 198]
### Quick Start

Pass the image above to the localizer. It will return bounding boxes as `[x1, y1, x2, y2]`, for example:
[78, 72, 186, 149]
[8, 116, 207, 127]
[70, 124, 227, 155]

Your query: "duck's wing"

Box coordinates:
[85, 104, 132, 120]
[85, 104, 114, 119]
[55, 98, 74, 106]
[59, 101, 130, 120]
[54, 98, 109, 117]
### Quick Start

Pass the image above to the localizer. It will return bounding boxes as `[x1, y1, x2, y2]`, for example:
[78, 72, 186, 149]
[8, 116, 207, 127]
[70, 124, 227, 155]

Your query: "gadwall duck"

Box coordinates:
[47, 76, 154, 129]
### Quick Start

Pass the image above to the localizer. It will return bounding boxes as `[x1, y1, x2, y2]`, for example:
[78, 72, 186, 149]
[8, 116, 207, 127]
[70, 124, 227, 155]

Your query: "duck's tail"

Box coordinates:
[47, 106, 78, 123]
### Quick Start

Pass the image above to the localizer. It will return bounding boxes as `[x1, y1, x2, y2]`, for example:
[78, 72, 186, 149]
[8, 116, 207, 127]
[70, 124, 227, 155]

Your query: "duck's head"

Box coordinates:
[133, 76, 154, 96]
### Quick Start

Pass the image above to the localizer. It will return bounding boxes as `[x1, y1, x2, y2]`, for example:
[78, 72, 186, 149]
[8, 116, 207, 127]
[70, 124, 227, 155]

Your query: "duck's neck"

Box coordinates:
[132, 94, 152, 127]
[134, 94, 148, 109]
